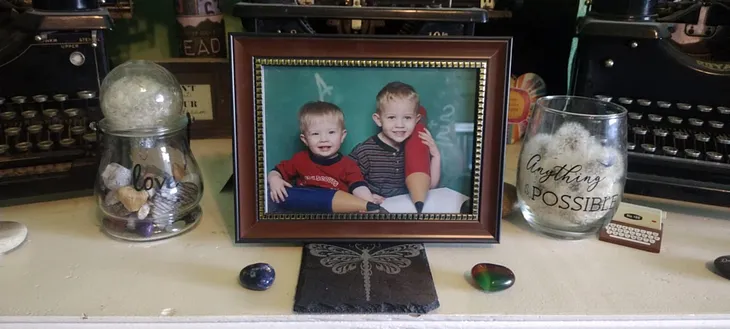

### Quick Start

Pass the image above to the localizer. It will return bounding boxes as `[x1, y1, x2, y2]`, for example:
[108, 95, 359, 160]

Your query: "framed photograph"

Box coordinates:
[230, 33, 511, 243]
[155, 58, 232, 139]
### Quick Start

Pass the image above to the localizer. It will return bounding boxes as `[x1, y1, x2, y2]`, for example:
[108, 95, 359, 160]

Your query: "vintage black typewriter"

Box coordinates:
[231, 0, 522, 36]
[0, 0, 112, 206]
[232, 0, 578, 94]
[570, 0, 730, 207]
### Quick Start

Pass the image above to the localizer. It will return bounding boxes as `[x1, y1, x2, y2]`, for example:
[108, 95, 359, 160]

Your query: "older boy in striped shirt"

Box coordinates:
[349, 82, 441, 213]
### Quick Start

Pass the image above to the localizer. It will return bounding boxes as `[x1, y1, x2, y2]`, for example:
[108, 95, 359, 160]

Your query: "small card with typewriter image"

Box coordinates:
[599, 202, 665, 253]
[261, 66, 477, 215]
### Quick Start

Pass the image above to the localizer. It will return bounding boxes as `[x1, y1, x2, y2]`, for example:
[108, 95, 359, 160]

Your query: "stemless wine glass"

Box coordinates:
[516, 95, 628, 239]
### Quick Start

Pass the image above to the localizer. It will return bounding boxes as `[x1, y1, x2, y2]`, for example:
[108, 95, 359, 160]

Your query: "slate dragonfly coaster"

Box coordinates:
[293, 242, 439, 314]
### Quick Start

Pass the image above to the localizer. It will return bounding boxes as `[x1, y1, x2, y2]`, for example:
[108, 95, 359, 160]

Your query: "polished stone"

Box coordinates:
[135, 221, 155, 238]
[471, 263, 515, 292]
[0, 221, 28, 254]
[239, 263, 276, 291]
[713, 255, 730, 280]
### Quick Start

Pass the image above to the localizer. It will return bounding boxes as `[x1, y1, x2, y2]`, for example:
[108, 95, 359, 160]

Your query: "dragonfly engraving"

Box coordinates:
[307, 243, 424, 301]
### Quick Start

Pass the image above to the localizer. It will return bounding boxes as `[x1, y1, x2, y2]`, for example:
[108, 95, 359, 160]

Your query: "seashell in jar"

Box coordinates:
[117, 186, 149, 212]
[101, 163, 132, 191]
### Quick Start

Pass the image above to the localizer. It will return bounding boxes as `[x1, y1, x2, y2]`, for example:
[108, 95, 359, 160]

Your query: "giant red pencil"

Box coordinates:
[331, 190, 380, 213]
[405, 106, 431, 213]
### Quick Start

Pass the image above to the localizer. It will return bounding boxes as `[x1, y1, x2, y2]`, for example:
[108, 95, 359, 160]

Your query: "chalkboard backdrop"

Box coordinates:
[262, 66, 478, 196]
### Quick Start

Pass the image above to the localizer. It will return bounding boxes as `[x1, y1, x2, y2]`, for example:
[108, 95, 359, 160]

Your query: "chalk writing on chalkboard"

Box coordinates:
[429, 103, 467, 189]
[315, 73, 333, 101]
[433, 104, 456, 148]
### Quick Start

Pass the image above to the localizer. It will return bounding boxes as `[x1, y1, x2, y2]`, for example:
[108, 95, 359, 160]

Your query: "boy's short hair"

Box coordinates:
[375, 81, 420, 114]
[298, 101, 345, 133]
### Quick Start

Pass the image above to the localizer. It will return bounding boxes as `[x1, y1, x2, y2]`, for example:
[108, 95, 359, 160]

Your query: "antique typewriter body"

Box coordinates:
[232, 0, 527, 36]
[233, 0, 578, 94]
[570, 0, 730, 207]
[0, 0, 112, 206]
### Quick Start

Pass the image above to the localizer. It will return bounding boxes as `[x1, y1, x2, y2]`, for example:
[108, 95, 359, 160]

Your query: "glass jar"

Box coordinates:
[94, 115, 203, 241]
[516, 95, 628, 239]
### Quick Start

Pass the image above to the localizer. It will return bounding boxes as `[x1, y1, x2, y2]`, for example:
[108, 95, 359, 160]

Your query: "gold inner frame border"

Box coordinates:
[253, 57, 488, 222]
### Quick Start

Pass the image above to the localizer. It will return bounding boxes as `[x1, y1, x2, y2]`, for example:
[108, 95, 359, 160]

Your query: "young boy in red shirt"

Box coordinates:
[267, 101, 382, 213]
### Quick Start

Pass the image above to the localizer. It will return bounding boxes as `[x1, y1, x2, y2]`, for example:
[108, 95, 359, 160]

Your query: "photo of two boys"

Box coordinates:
[262, 67, 477, 216]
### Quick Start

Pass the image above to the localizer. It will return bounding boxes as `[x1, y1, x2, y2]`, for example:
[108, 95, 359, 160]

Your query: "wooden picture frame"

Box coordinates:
[230, 33, 511, 243]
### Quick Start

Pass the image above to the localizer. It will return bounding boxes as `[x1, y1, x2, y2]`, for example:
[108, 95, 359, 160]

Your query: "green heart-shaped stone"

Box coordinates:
[471, 263, 515, 292]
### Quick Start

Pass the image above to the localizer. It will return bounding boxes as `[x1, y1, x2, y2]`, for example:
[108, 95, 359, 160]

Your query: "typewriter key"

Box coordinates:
[648, 114, 662, 122]
[677, 103, 692, 110]
[695, 133, 711, 143]
[619, 97, 633, 105]
[628, 112, 642, 120]
[595, 95, 612, 102]
[32, 95, 48, 103]
[14, 142, 31, 153]
[37, 140, 53, 151]
[0, 97, 4, 106]
[673, 131, 689, 143]
[48, 124, 64, 137]
[641, 143, 656, 153]
[11, 96, 26, 104]
[689, 118, 704, 127]
[633, 127, 648, 135]
[48, 124, 64, 132]
[5, 127, 20, 148]
[27, 125, 42, 134]
[668, 116, 683, 124]
[627, 142, 636, 151]
[717, 135, 730, 145]
[684, 149, 701, 159]
[60, 138, 75, 148]
[43, 109, 58, 118]
[662, 146, 678, 156]
[71, 126, 85, 135]
[28, 125, 42, 144]
[657, 101, 671, 109]
[637, 99, 652, 106]
[4, 127, 20, 136]
[82, 133, 97, 143]
[0, 111, 16, 121]
[707, 152, 723, 162]
[0, 144, 7, 155]
[718, 106, 730, 115]
[698, 105, 713, 113]
[77, 90, 96, 99]
[633, 126, 648, 145]
[710, 121, 724, 129]
[21, 110, 37, 119]
[64, 108, 80, 117]
[653, 128, 669, 137]
[53, 94, 68, 102]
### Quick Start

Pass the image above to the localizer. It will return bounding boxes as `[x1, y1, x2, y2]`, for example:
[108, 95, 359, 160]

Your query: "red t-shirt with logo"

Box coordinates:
[274, 151, 367, 193]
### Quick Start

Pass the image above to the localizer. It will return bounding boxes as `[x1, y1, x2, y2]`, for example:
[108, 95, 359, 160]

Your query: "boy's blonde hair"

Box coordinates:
[375, 81, 420, 114]
[298, 101, 345, 133]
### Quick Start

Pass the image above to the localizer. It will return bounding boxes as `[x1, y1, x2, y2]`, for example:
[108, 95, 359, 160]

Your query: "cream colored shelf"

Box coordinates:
[1, 139, 730, 328]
